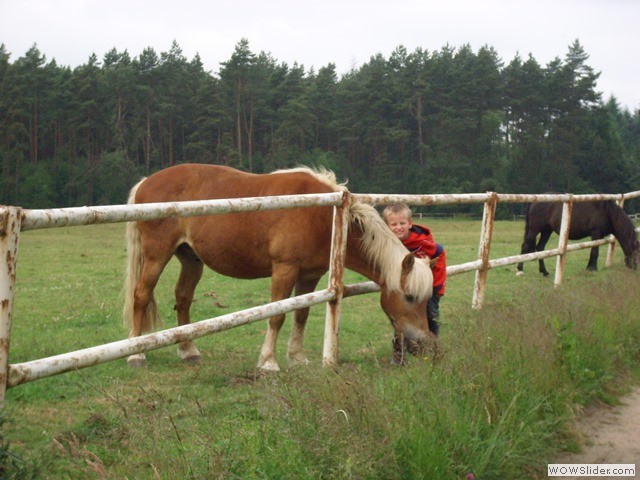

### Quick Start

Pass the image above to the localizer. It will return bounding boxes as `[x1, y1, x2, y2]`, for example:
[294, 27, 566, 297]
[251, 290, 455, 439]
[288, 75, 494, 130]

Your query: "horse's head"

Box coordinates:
[379, 253, 434, 364]
[624, 239, 640, 270]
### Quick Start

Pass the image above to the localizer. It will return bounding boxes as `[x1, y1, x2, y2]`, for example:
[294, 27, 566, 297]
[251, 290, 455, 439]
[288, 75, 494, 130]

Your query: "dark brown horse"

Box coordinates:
[516, 200, 639, 276]
[123, 164, 434, 370]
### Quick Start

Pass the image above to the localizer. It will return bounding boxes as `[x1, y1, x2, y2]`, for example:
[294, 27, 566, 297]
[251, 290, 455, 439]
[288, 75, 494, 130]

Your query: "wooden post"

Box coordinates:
[323, 192, 350, 367]
[472, 193, 497, 310]
[0, 207, 22, 409]
[554, 198, 573, 288]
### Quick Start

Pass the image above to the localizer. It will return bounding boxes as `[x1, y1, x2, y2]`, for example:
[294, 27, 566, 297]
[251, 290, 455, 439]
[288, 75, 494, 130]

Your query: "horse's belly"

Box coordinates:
[194, 245, 272, 279]
[185, 210, 330, 280]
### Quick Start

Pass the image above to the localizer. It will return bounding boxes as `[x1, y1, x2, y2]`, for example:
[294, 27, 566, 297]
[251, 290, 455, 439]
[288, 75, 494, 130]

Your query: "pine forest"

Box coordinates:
[1, 38, 639, 214]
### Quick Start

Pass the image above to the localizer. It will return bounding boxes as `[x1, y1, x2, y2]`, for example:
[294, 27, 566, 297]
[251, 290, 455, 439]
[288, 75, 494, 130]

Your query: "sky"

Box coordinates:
[1, 0, 639, 111]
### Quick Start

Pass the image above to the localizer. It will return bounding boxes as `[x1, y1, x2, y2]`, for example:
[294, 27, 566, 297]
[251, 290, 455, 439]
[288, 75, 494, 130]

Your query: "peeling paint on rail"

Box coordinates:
[20, 192, 344, 231]
[8, 289, 336, 387]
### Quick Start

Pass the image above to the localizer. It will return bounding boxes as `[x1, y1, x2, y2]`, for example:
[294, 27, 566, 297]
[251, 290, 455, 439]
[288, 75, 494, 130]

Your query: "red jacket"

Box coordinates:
[402, 224, 447, 295]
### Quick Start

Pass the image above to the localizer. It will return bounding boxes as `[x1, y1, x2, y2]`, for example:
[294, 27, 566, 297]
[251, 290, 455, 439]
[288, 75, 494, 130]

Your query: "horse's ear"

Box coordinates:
[401, 253, 415, 275]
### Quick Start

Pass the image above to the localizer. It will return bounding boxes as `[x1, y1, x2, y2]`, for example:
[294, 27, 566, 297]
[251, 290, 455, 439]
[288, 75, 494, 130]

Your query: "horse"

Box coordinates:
[122, 163, 434, 371]
[516, 200, 640, 276]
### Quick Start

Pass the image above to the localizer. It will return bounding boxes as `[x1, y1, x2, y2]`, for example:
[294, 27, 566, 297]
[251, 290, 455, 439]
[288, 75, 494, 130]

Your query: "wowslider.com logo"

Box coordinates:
[548, 464, 635, 477]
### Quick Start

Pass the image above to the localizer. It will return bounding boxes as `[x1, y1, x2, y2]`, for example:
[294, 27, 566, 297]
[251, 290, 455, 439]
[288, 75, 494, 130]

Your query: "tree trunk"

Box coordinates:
[144, 107, 151, 174]
[31, 94, 39, 165]
[236, 78, 242, 165]
[247, 95, 254, 172]
[416, 93, 424, 165]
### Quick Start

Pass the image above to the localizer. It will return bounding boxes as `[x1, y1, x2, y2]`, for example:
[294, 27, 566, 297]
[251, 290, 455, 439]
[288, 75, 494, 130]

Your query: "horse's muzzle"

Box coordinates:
[392, 330, 429, 365]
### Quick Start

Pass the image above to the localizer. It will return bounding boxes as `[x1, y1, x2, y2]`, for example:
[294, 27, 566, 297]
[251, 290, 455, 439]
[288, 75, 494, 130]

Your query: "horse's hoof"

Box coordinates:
[516, 271, 524, 277]
[182, 355, 202, 365]
[127, 355, 147, 368]
[258, 359, 280, 372]
[287, 354, 310, 366]
[542, 272, 550, 277]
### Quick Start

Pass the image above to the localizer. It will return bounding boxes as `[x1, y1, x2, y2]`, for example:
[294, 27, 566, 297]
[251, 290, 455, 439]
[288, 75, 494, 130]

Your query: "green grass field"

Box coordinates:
[2, 218, 640, 479]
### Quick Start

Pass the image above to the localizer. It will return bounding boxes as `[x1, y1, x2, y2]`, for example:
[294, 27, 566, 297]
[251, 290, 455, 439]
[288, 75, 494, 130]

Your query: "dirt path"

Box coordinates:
[554, 385, 640, 479]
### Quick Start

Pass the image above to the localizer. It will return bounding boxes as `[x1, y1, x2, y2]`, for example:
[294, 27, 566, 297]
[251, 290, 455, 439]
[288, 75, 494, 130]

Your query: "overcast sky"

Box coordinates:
[2, 0, 639, 111]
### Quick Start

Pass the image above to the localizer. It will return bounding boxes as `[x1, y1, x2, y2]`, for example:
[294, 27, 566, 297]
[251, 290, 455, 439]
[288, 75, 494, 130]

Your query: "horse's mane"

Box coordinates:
[349, 202, 433, 302]
[270, 166, 348, 192]
[273, 167, 432, 299]
[604, 201, 640, 255]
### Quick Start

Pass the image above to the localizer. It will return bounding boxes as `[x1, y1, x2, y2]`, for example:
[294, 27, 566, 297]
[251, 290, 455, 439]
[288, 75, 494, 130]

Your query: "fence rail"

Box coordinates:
[2, 188, 640, 408]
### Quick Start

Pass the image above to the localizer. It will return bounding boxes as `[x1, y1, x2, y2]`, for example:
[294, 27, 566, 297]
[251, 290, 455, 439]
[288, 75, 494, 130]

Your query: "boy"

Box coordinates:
[383, 203, 446, 337]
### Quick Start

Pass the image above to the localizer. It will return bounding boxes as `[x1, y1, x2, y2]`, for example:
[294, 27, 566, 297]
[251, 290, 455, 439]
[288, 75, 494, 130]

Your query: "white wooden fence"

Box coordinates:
[1, 189, 640, 408]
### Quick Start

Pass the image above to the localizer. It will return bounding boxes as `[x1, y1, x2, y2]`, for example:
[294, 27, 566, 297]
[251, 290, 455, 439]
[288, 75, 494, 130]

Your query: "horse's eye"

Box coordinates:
[404, 294, 415, 303]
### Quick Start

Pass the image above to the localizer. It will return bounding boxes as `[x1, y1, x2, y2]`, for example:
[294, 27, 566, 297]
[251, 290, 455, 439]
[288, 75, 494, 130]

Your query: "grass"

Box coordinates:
[2, 218, 640, 479]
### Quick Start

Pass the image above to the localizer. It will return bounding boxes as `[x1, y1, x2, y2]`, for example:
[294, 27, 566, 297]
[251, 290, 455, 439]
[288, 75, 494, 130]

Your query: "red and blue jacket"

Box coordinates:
[402, 224, 447, 296]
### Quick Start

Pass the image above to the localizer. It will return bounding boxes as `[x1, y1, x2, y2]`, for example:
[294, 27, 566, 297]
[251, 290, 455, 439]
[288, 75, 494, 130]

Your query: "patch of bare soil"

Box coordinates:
[555, 385, 640, 479]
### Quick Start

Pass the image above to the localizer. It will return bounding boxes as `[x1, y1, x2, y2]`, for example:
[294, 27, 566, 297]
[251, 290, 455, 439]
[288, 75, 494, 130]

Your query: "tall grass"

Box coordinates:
[2, 221, 640, 479]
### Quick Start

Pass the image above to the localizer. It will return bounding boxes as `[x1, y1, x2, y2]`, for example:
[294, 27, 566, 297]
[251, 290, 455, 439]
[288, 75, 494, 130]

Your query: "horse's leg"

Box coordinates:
[174, 245, 204, 364]
[257, 263, 299, 372]
[536, 230, 553, 277]
[128, 257, 170, 367]
[517, 231, 538, 273]
[587, 244, 599, 271]
[287, 277, 321, 366]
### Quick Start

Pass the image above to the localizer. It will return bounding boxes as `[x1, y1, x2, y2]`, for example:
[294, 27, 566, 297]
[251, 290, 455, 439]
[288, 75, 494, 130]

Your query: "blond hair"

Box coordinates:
[382, 203, 413, 223]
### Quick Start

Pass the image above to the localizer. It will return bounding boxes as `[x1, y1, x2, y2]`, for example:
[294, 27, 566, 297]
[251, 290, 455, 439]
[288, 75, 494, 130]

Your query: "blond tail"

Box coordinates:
[122, 178, 160, 334]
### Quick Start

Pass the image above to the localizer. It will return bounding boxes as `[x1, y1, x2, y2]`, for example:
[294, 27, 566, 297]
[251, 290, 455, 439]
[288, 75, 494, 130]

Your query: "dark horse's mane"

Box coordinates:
[604, 201, 640, 255]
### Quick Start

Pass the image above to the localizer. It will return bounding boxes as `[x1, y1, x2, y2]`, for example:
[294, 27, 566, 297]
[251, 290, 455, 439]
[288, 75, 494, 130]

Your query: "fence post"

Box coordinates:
[0, 207, 22, 409]
[554, 198, 573, 288]
[472, 192, 497, 310]
[605, 196, 625, 268]
[323, 192, 350, 367]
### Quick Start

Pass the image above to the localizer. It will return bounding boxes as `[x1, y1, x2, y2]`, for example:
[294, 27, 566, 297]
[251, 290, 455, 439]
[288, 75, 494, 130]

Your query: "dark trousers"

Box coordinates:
[428, 285, 443, 336]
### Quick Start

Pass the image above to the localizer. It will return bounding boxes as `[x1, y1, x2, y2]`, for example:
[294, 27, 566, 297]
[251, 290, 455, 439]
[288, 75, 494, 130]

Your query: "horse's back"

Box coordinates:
[132, 164, 338, 279]
[527, 200, 612, 238]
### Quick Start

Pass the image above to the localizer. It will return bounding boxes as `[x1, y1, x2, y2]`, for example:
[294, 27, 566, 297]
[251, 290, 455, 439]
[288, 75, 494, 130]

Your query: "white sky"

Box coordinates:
[2, 0, 639, 111]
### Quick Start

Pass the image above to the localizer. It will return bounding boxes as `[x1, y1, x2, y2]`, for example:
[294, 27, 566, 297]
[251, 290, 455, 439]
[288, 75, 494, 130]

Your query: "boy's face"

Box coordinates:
[385, 212, 412, 241]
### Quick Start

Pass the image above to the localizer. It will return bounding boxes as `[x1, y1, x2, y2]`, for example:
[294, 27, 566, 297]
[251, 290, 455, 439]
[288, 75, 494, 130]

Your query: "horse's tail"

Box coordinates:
[524, 203, 533, 239]
[122, 178, 160, 333]
[522, 203, 533, 242]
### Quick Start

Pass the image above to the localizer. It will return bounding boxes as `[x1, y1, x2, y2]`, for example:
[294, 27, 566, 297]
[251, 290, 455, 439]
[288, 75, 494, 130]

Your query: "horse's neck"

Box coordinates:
[609, 207, 636, 254]
[345, 236, 384, 285]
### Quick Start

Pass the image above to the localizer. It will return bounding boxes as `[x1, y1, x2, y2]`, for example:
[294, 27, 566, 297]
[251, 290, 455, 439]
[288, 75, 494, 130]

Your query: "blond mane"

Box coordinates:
[272, 167, 432, 300]
[270, 166, 348, 192]
[349, 202, 433, 302]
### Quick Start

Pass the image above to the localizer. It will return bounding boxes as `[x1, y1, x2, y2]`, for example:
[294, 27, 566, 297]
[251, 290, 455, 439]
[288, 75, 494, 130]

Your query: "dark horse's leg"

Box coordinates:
[287, 277, 321, 366]
[535, 230, 553, 276]
[174, 244, 204, 363]
[587, 242, 600, 271]
[517, 236, 533, 273]
[517, 233, 537, 273]
[517, 228, 552, 276]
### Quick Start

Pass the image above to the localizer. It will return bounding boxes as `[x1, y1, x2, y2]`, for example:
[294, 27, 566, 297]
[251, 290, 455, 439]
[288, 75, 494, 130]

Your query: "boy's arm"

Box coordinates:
[417, 238, 444, 259]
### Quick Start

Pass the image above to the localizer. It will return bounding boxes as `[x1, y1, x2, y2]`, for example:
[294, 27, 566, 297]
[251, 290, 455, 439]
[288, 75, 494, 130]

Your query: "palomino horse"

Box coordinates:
[517, 200, 640, 276]
[123, 164, 434, 370]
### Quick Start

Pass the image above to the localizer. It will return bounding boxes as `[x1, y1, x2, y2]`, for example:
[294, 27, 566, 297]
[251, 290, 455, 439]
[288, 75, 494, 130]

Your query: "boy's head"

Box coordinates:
[383, 204, 413, 241]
